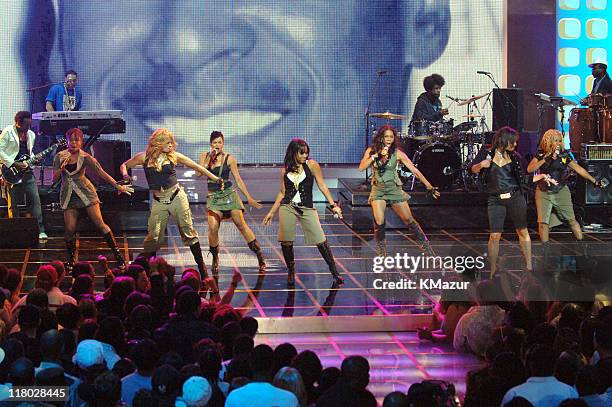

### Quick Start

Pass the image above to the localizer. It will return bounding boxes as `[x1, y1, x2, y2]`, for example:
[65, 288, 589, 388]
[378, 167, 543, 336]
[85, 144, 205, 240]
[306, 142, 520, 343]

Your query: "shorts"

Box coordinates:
[278, 204, 326, 245]
[536, 185, 575, 228]
[369, 182, 410, 204]
[487, 191, 527, 233]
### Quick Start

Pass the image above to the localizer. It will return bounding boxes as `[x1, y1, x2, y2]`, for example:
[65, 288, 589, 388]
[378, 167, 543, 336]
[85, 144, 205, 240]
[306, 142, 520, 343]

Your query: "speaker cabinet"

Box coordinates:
[88, 140, 131, 184]
[0, 217, 39, 248]
[576, 160, 612, 205]
[493, 88, 524, 132]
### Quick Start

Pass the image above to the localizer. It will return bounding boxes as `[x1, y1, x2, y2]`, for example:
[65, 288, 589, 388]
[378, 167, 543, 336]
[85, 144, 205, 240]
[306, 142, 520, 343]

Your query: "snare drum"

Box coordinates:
[413, 142, 461, 189]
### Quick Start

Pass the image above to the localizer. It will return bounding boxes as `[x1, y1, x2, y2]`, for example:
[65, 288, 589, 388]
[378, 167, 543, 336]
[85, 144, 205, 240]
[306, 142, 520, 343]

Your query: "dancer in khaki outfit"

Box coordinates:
[120, 128, 222, 280]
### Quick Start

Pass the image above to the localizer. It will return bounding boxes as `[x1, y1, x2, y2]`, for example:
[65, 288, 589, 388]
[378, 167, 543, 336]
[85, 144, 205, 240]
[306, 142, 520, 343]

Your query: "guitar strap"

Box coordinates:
[0, 180, 11, 200]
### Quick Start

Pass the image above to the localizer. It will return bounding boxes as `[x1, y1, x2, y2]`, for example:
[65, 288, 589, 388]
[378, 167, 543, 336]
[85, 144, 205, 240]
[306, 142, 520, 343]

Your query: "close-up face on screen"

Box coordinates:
[4, 0, 503, 163]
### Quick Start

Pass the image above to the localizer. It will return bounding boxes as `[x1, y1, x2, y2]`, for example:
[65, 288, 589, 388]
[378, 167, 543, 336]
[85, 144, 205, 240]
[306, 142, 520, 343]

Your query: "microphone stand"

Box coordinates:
[26, 83, 53, 186]
[361, 71, 386, 188]
[26, 83, 54, 113]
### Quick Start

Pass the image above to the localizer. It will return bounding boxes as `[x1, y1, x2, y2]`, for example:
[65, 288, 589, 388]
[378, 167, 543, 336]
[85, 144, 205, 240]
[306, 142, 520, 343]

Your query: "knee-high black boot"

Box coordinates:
[247, 239, 266, 272]
[209, 245, 219, 281]
[407, 220, 435, 256]
[189, 242, 208, 280]
[65, 239, 77, 274]
[374, 221, 387, 257]
[317, 240, 344, 285]
[281, 243, 295, 284]
[103, 231, 125, 270]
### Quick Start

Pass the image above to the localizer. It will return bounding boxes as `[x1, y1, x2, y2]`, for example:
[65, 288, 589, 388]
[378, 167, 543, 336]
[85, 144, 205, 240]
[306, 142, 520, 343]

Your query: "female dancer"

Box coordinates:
[199, 131, 266, 279]
[53, 128, 134, 271]
[527, 129, 602, 255]
[263, 139, 344, 285]
[119, 128, 223, 280]
[358, 125, 440, 257]
[470, 126, 553, 277]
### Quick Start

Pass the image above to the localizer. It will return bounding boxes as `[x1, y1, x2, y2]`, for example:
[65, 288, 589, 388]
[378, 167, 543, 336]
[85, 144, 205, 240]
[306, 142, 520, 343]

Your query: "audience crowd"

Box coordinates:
[0, 257, 610, 407]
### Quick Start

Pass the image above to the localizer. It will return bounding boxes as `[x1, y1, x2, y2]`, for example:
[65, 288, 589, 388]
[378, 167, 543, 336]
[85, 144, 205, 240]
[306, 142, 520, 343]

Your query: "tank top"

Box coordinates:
[143, 157, 178, 190]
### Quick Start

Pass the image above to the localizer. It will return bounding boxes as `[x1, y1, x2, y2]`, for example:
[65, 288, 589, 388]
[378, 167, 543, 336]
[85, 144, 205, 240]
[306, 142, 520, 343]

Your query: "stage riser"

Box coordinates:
[256, 315, 434, 334]
[340, 202, 530, 230]
[340, 178, 510, 230]
[42, 210, 149, 232]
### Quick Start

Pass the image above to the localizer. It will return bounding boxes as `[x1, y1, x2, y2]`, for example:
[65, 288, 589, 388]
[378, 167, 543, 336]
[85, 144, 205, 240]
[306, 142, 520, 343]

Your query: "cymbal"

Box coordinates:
[457, 92, 490, 106]
[369, 111, 406, 120]
[463, 114, 482, 118]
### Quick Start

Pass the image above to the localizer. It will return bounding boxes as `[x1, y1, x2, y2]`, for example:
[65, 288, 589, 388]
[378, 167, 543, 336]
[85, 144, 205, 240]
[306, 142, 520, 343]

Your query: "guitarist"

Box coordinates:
[0, 111, 47, 240]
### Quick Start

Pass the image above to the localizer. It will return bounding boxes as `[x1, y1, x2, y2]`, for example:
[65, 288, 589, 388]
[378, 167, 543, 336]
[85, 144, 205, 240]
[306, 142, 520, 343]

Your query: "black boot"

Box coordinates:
[189, 242, 208, 280]
[209, 245, 219, 281]
[247, 239, 266, 272]
[281, 243, 295, 285]
[103, 231, 125, 270]
[317, 240, 344, 285]
[374, 221, 387, 257]
[65, 239, 77, 275]
[407, 220, 435, 256]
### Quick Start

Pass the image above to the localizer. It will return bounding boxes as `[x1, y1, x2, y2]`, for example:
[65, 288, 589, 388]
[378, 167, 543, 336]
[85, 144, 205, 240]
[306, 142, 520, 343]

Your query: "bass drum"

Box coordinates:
[413, 142, 461, 190]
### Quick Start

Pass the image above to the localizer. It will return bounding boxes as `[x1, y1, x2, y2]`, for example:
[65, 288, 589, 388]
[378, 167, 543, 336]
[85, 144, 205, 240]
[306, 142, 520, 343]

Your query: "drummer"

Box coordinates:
[411, 74, 449, 123]
[580, 58, 612, 105]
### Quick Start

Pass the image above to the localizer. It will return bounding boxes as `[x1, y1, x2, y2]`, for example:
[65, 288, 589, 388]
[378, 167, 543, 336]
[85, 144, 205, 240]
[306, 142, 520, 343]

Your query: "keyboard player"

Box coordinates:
[45, 70, 82, 112]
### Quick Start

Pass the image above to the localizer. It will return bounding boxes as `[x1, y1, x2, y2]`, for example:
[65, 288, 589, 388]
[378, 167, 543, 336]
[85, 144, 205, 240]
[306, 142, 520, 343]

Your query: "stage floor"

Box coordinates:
[4, 203, 612, 327]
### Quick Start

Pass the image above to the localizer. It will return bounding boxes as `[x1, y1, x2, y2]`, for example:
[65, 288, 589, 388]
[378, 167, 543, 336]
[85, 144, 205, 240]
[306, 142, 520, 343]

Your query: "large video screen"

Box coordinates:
[557, 0, 611, 139]
[2, 0, 504, 163]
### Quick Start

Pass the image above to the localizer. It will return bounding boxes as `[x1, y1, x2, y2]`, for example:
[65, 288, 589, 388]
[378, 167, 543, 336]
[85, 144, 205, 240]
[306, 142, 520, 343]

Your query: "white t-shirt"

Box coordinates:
[286, 170, 306, 204]
[225, 382, 298, 407]
[501, 376, 578, 407]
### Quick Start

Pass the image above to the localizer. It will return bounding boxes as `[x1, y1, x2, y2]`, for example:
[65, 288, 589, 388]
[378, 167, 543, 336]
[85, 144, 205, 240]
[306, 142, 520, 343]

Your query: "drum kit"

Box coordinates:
[369, 92, 490, 191]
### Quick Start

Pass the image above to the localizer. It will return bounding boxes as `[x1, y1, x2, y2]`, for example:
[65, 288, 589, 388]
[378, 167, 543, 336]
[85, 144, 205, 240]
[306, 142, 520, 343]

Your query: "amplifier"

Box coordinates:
[582, 144, 612, 160]
[576, 159, 612, 205]
[88, 140, 132, 184]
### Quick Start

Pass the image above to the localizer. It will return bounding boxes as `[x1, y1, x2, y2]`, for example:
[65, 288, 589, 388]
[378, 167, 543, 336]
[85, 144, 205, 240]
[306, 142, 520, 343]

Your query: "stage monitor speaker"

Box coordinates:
[576, 160, 612, 205]
[88, 140, 131, 184]
[0, 217, 39, 248]
[493, 88, 524, 132]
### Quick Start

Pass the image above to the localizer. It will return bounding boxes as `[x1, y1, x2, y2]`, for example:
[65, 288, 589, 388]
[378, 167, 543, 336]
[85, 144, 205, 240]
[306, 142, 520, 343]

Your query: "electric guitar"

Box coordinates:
[1, 139, 67, 184]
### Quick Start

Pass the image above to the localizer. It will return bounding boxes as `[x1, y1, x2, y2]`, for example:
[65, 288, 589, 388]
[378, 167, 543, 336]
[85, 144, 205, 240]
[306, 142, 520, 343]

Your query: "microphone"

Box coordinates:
[118, 175, 137, 185]
[477, 71, 492, 75]
[208, 149, 219, 168]
[377, 70, 388, 75]
[446, 95, 460, 102]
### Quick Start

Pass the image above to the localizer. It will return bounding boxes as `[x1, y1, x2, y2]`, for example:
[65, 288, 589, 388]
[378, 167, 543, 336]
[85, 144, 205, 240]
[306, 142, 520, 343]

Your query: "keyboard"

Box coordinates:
[32, 110, 126, 135]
